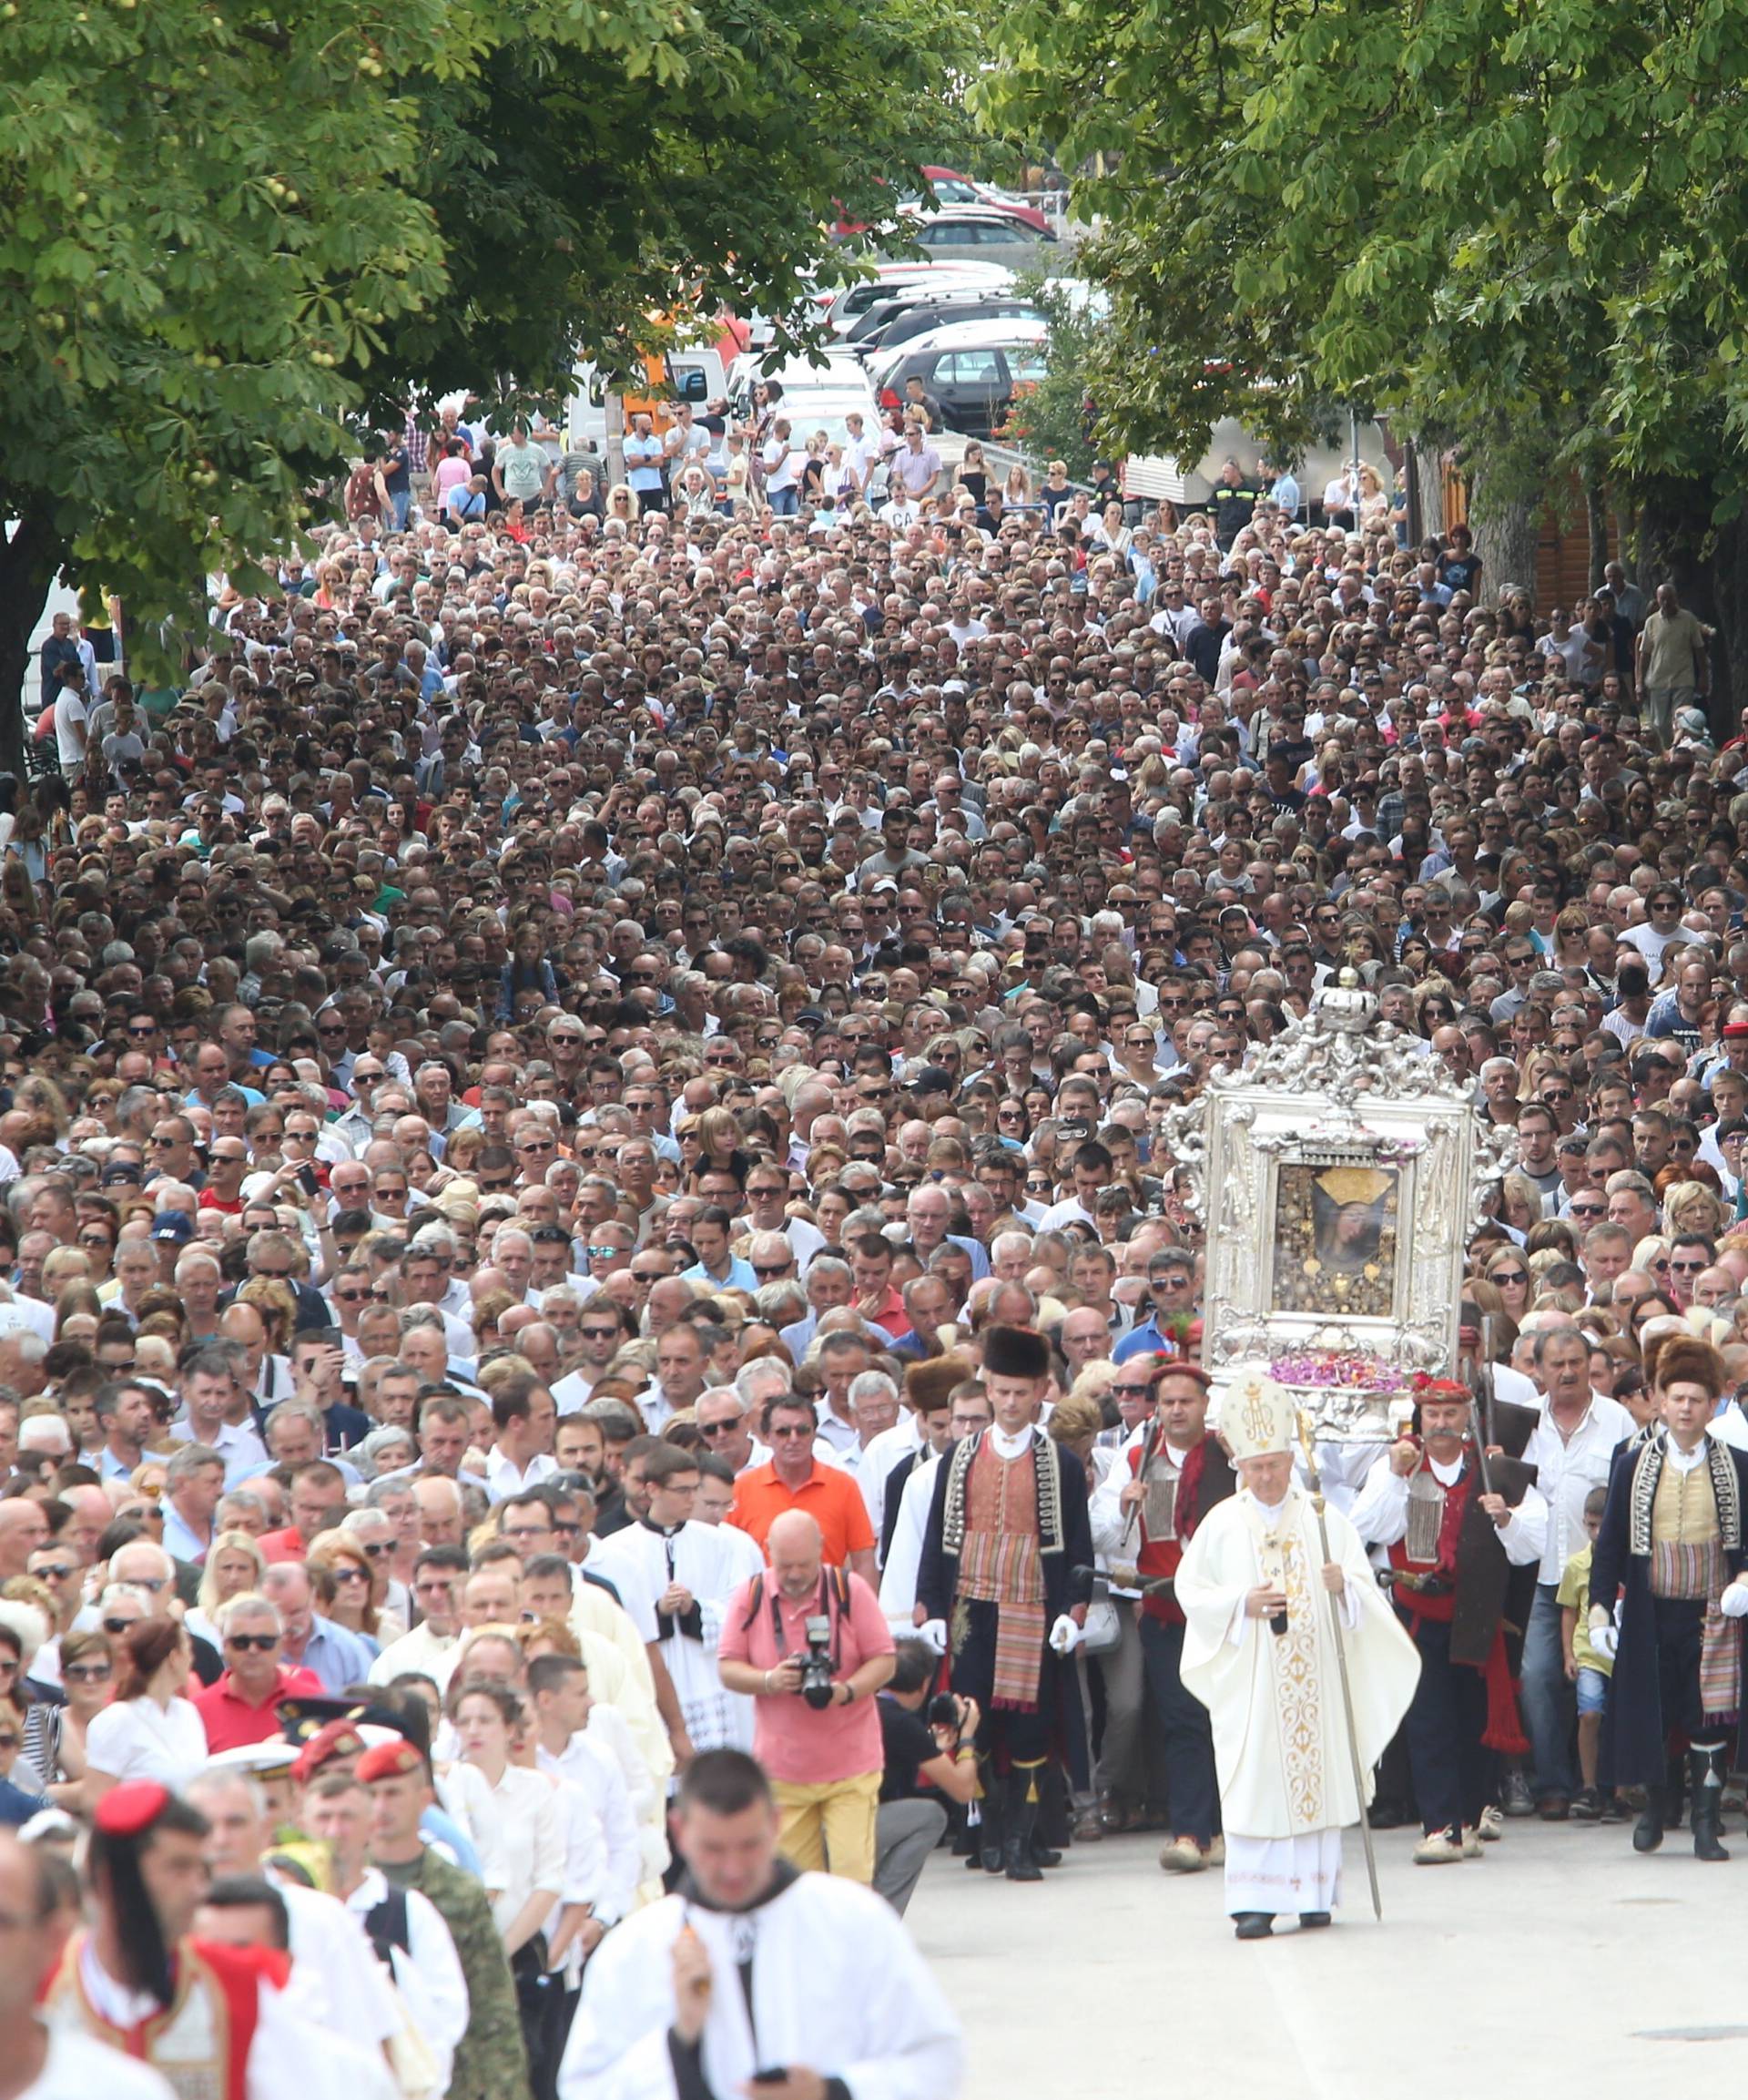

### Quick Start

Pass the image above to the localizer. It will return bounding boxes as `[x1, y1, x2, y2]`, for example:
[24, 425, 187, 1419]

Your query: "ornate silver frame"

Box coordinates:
[1159, 980, 1516, 1436]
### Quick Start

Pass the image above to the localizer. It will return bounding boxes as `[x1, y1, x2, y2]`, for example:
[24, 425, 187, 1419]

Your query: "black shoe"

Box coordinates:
[1538, 1794, 1570, 1821]
[1003, 1771, 1044, 1881]
[1600, 1791, 1630, 1824]
[1633, 1787, 1665, 1854]
[1500, 1768, 1534, 1818]
[1234, 1912, 1274, 1940]
[1571, 1787, 1603, 1821]
[1691, 1748, 1731, 1862]
[1030, 1830, 1063, 1869]
[1003, 1830, 1044, 1881]
[1298, 1911, 1333, 1929]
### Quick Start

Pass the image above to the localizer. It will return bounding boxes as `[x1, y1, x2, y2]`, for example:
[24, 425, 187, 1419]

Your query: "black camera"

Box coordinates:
[926, 1693, 960, 1729]
[798, 1614, 836, 1709]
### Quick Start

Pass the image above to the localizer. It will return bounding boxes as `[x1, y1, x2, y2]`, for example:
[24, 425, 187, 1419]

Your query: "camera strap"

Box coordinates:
[768, 1570, 842, 1668]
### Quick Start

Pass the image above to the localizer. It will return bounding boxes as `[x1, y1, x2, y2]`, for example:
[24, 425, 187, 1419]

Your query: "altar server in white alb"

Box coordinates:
[559, 1748, 962, 2100]
[1175, 1366, 1420, 1940]
[587, 1443, 764, 1756]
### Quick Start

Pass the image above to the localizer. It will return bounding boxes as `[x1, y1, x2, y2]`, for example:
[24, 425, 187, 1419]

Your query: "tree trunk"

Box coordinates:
[0, 510, 66, 780]
[1468, 454, 1543, 613]
[1412, 444, 1445, 539]
[1584, 477, 1611, 594]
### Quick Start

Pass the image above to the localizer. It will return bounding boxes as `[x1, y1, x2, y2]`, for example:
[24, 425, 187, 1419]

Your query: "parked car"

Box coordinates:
[849, 292, 1048, 355]
[893, 204, 1057, 269]
[868, 319, 1051, 437]
[914, 166, 1054, 235]
[818, 261, 1011, 337]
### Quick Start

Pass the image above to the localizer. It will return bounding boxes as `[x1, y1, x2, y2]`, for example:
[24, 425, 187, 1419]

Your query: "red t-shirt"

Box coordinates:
[193, 1664, 327, 1751]
[256, 1526, 311, 1565]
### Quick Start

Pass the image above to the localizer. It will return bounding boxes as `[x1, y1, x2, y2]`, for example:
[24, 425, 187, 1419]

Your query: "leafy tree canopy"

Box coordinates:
[978, 0, 1748, 529]
[0, 0, 976, 759]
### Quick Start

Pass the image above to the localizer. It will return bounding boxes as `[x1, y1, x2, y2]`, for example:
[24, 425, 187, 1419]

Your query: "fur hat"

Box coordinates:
[981, 1324, 1051, 1381]
[1649, 1332, 1726, 1400]
[904, 1353, 973, 1412]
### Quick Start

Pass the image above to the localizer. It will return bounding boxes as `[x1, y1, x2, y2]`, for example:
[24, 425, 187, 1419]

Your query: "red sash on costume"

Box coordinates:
[1135, 1434, 1210, 1626]
[46, 1932, 288, 2100]
[1389, 1456, 1530, 1756]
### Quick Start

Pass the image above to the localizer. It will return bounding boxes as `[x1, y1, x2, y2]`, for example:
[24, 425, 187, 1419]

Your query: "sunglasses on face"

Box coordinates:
[64, 1662, 111, 1684]
[226, 1632, 279, 1652]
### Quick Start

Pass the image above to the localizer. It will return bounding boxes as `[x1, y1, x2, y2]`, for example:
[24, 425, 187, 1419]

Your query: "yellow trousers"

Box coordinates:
[770, 1769, 881, 1881]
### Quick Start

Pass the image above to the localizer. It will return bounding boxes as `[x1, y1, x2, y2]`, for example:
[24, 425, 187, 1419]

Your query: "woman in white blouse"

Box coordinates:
[451, 1679, 565, 1946]
[452, 1677, 568, 2091]
[83, 1616, 207, 1806]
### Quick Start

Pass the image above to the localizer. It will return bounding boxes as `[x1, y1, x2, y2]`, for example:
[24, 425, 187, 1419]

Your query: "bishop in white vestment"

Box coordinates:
[1175, 1368, 1419, 1936]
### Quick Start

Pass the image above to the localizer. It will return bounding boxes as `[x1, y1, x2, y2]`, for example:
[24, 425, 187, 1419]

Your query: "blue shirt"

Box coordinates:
[1113, 1315, 1172, 1363]
[682, 1254, 759, 1294]
[294, 1615, 378, 1696]
[0, 1776, 49, 1826]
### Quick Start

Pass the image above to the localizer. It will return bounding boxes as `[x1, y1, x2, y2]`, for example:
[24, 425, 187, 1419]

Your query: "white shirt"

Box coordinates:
[168, 1415, 270, 1488]
[468, 1762, 566, 1935]
[338, 1867, 469, 2092]
[367, 1617, 460, 1689]
[84, 1694, 208, 1789]
[274, 1877, 402, 2057]
[24, 2026, 178, 2100]
[538, 1729, 642, 1925]
[1523, 1391, 1635, 1584]
[553, 1369, 598, 1416]
[485, 1447, 560, 1504]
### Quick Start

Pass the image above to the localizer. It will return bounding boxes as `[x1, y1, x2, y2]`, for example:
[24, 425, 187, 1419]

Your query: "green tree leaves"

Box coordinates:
[0, 0, 978, 763]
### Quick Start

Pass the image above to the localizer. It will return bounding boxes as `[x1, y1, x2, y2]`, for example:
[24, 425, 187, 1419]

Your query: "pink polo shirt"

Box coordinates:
[716, 1569, 893, 1783]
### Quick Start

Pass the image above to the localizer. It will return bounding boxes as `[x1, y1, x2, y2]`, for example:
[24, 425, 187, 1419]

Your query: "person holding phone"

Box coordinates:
[560, 1750, 962, 2100]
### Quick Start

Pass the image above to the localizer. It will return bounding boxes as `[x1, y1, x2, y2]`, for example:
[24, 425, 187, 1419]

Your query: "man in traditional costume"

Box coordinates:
[1176, 1365, 1419, 1937]
[559, 1749, 962, 2100]
[588, 1442, 764, 1757]
[42, 1780, 308, 2100]
[1092, 1360, 1234, 1871]
[1591, 1335, 1748, 1860]
[917, 1324, 1093, 1881]
[1351, 1378, 1547, 1861]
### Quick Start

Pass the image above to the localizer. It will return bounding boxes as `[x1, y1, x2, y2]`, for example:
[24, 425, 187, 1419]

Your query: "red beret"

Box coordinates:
[95, 1779, 171, 1838]
[355, 1739, 425, 1786]
[291, 1719, 364, 1786]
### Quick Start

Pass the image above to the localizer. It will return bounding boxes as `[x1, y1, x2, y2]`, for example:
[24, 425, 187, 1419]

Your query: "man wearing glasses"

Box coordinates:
[554, 1301, 629, 1419]
[192, 1593, 325, 1750]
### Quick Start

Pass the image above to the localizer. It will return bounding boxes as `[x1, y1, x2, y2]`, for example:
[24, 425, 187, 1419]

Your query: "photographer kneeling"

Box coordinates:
[719, 1508, 895, 1881]
[876, 1638, 982, 1915]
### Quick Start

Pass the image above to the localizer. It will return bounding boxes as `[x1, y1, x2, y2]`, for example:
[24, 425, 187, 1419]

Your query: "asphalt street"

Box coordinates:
[908, 1818, 1748, 2099]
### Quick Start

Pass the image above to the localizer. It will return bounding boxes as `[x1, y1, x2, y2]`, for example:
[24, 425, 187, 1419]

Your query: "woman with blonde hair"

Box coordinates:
[1663, 1180, 1727, 1243]
[188, 1529, 267, 1647]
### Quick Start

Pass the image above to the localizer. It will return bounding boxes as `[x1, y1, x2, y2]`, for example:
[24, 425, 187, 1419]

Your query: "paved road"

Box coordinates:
[907, 1820, 1748, 2098]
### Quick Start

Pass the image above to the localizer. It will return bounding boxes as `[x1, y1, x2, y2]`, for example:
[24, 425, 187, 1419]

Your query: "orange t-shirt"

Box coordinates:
[728, 1460, 877, 1566]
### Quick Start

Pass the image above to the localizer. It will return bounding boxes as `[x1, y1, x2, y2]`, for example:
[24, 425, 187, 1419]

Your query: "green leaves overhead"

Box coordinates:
[0, 0, 976, 730]
[980, 0, 1748, 506]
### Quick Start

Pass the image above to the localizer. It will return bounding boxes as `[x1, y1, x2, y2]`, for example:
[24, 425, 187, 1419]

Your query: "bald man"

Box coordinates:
[716, 1507, 895, 1881]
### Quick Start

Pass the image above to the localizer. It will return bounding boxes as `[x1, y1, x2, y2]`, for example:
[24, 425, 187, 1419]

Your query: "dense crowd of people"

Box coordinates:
[5, 401, 1748, 2079]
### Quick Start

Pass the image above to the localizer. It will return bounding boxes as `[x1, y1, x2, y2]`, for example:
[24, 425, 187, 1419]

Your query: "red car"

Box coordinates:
[919, 166, 1053, 235]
